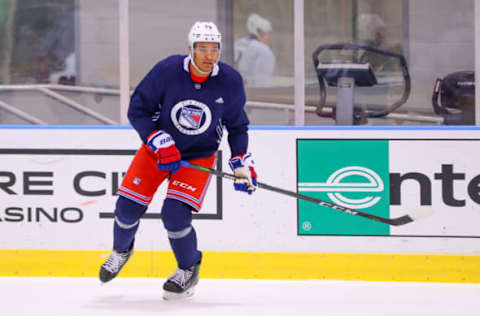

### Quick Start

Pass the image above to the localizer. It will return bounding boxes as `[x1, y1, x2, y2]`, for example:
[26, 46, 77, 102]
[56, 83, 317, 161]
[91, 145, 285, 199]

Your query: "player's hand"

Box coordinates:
[146, 130, 181, 174]
[228, 153, 257, 195]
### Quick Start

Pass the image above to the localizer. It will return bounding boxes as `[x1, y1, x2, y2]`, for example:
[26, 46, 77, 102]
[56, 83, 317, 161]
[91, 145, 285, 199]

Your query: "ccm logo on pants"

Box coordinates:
[171, 180, 197, 192]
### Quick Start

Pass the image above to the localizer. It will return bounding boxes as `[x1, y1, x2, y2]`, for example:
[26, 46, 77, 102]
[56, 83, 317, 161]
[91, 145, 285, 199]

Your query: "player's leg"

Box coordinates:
[100, 144, 168, 283]
[99, 196, 146, 283]
[161, 198, 202, 299]
[161, 154, 216, 300]
[162, 199, 202, 269]
[113, 197, 144, 252]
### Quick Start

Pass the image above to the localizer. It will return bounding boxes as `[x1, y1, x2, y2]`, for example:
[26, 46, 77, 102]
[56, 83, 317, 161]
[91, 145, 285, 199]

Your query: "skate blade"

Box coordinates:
[163, 288, 195, 301]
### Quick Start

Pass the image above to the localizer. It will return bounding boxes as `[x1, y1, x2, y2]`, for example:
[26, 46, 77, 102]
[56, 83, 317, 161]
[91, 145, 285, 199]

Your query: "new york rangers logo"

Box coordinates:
[171, 100, 212, 135]
[180, 107, 203, 129]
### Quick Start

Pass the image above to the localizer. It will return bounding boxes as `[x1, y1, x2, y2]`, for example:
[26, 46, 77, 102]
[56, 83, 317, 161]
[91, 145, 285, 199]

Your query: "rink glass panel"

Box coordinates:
[0, 0, 476, 125]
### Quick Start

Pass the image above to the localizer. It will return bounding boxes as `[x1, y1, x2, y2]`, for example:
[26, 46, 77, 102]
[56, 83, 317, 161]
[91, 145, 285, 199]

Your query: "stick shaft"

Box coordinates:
[184, 162, 413, 226]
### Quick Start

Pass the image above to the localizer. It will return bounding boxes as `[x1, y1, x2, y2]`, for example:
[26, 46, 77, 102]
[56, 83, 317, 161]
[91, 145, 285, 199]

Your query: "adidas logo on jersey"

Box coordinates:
[215, 97, 224, 104]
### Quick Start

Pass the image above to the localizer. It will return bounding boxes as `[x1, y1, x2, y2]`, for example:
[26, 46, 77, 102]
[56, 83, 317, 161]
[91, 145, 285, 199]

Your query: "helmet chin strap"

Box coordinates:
[189, 48, 221, 75]
[189, 52, 211, 75]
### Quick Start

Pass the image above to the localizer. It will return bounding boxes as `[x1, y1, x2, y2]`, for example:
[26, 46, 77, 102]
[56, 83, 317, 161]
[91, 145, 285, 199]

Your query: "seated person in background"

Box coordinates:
[234, 13, 275, 87]
[357, 13, 402, 72]
[357, 13, 387, 49]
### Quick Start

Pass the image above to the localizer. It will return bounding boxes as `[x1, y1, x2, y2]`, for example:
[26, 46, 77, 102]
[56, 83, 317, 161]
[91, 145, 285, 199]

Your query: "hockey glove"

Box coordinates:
[146, 130, 181, 174]
[228, 153, 257, 195]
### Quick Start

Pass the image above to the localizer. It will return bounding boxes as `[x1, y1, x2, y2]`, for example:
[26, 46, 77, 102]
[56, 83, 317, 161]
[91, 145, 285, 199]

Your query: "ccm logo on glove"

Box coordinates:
[147, 130, 181, 174]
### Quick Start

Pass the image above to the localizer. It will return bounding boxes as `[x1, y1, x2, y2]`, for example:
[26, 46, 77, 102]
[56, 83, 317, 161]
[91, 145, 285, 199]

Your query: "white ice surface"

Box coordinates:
[2, 277, 480, 316]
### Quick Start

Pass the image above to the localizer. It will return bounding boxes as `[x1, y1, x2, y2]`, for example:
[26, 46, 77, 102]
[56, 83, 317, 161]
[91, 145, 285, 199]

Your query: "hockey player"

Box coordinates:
[234, 13, 275, 87]
[99, 21, 257, 300]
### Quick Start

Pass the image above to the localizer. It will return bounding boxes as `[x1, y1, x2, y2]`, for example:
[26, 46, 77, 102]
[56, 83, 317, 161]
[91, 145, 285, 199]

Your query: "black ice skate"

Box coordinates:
[163, 262, 201, 300]
[99, 245, 133, 283]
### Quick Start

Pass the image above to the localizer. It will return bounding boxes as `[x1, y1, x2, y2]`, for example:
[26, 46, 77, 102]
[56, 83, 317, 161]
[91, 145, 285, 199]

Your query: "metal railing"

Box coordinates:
[0, 84, 443, 125]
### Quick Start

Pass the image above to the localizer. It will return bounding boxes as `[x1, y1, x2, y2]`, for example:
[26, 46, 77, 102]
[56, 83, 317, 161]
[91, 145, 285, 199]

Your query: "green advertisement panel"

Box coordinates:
[297, 139, 390, 235]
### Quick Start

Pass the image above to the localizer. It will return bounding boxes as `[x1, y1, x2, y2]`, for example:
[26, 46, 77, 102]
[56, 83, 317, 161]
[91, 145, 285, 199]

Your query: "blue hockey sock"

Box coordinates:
[161, 198, 202, 269]
[113, 196, 146, 251]
[168, 226, 202, 269]
[113, 221, 138, 251]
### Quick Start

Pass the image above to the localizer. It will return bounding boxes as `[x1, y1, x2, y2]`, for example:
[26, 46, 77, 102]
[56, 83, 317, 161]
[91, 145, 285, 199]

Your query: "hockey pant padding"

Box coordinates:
[161, 198, 202, 269]
[113, 195, 147, 251]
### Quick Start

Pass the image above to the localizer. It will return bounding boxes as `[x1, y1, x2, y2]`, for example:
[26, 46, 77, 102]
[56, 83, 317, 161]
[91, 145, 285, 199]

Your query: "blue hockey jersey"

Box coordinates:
[128, 55, 249, 160]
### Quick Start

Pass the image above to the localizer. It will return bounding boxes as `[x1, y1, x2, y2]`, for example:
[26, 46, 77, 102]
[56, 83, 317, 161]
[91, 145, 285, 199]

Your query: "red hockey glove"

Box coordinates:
[146, 130, 181, 174]
[228, 153, 257, 195]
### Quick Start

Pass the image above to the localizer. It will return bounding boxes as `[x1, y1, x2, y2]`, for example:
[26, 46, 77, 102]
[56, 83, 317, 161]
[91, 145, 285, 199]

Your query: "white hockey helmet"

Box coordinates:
[188, 21, 222, 74]
[357, 14, 385, 42]
[246, 14, 272, 36]
[188, 21, 222, 49]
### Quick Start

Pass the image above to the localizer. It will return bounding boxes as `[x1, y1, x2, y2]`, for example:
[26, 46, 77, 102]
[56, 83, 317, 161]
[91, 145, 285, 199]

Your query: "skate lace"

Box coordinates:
[169, 268, 193, 287]
[103, 251, 128, 273]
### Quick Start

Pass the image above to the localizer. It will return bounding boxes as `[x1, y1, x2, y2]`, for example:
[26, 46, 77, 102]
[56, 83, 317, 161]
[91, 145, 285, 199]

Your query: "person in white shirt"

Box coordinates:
[234, 13, 275, 87]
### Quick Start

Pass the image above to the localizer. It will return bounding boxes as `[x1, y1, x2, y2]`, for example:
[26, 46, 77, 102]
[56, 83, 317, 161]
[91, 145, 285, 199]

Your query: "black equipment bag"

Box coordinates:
[432, 71, 475, 125]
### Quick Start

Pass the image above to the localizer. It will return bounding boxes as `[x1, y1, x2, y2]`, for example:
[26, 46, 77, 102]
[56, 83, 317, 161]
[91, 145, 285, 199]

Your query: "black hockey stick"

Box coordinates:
[180, 161, 432, 226]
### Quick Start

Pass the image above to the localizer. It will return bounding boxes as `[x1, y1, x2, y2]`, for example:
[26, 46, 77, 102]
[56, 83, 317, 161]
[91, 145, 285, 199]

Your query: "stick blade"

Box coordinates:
[409, 206, 434, 221]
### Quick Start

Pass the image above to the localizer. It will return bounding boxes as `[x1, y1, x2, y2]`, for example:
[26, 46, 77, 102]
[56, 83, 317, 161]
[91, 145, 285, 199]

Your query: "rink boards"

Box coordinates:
[0, 126, 480, 282]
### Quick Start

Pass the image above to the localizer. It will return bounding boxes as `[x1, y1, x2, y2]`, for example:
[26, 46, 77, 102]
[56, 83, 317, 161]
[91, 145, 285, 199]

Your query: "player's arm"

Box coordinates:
[224, 88, 257, 195]
[128, 63, 164, 141]
[128, 63, 181, 173]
